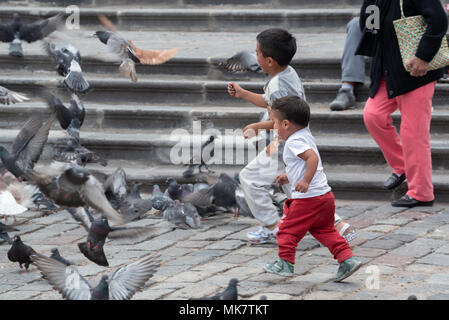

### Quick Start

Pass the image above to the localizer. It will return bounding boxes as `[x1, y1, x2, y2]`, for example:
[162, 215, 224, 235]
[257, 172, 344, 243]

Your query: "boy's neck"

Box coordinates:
[268, 65, 288, 78]
[284, 125, 307, 140]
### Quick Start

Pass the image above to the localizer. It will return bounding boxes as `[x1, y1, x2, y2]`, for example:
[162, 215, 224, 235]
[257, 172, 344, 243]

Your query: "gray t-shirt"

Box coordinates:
[260, 65, 306, 122]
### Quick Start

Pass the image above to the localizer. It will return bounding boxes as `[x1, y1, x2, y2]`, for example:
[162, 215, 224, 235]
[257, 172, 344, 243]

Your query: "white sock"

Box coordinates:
[341, 82, 354, 94]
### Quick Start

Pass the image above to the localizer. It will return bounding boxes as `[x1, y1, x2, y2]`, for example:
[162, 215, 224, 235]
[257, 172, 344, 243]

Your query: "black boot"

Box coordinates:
[391, 195, 433, 208]
[384, 173, 406, 190]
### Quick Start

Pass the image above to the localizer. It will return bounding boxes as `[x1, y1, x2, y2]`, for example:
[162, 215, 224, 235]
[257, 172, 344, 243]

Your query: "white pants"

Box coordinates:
[239, 147, 343, 228]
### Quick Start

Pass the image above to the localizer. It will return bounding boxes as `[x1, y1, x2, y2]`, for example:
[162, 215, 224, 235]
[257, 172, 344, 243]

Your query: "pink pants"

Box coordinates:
[363, 78, 436, 202]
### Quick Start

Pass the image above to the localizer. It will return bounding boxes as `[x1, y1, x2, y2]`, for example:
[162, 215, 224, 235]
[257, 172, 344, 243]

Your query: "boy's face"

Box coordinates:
[270, 109, 289, 140]
[256, 42, 272, 74]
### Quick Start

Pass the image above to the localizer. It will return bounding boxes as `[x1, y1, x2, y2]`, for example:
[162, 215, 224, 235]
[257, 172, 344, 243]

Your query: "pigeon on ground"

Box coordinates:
[165, 178, 183, 201]
[25, 162, 124, 226]
[0, 113, 56, 180]
[218, 50, 262, 74]
[7, 235, 36, 272]
[199, 278, 239, 300]
[41, 90, 85, 131]
[0, 222, 18, 244]
[151, 184, 173, 212]
[183, 135, 215, 177]
[408, 295, 418, 300]
[44, 41, 90, 94]
[31, 252, 161, 300]
[94, 15, 178, 82]
[0, 85, 29, 105]
[53, 118, 108, 167]
[49, 248, 74, 266]
[0, 13, 64, 57]
[163, 200, 201, 229]
[0, 190, 28, 223]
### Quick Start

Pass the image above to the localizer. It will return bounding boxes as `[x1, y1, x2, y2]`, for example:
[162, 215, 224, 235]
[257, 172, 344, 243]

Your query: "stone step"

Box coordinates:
[6, 0, 363, 9]
[0, 6, 358, 32]
[3, 102, 449, 136]
[33, 160, 449, 203]
[1, 76, 449, 108]
[1, 129, 449, 170]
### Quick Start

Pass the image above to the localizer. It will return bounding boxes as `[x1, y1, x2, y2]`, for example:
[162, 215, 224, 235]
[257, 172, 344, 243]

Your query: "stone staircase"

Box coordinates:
[1, 0, 449, 202]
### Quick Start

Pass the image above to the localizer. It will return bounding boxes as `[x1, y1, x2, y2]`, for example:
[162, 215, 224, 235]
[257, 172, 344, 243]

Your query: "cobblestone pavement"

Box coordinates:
[1, 198, 449, 300]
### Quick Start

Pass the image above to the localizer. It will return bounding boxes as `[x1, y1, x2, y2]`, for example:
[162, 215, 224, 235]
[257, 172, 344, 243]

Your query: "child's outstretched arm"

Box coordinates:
[295, 149, 319, 193]
[228, 82, 267, 108]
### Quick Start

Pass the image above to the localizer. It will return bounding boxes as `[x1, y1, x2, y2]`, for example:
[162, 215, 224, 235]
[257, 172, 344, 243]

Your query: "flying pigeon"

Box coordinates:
[0, 13, 64, 57]
[41, 90, 85, 131]
[183, 135, 215, 177]
[199, 278, 239, 300]
[44, 41, 91, 94]
[0, 222, 18, 245]
[53, 118, 107, 167]
[218, 50, 262, 74]
[50, 248, 74, 266]
[31, 252, 161, 300]
[151, 184, 173, 212]
[0, 85, 29, 105]
[25, 162, 124, 226]
[94, 15, 178, 82]
[7, 235, 37, 272]
[0, 113, 56, 180]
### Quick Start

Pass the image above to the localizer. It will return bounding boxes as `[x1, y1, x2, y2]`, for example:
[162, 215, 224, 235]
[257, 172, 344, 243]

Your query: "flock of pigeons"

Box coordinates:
[0, 11, 272, 300]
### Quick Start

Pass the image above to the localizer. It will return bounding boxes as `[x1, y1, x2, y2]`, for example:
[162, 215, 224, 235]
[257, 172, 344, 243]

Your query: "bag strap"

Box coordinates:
[399, 0, 405, 19]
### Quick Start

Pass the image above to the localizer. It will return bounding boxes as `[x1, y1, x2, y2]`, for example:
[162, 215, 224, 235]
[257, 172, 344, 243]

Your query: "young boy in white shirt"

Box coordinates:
[264, 95, 362, 281]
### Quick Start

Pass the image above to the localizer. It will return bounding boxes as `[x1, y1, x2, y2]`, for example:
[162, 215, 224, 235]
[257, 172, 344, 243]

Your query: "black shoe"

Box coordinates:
[391, 195, 433, 208]
[384, 173, 406, 190]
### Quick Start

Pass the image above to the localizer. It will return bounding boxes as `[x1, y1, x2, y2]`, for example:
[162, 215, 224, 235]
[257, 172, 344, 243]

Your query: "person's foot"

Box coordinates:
[384, 173, 406, 190]
[330, 87, 356, 111]
[391, 195, 434, 208]
[334, 256, 363, 282]
[247, 226, 277, 244]
[263, 258, 294, 277]
[336, 221, 357, 242]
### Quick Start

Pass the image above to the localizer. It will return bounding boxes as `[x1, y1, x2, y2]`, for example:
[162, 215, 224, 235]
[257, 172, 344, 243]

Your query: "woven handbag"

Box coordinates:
[393, 0, 449, 71]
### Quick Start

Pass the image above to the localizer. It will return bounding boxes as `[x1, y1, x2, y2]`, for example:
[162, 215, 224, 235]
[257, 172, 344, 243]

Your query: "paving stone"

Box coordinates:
[297, 236, 320, 251]
[31, 213, 69, 226]
[361, 239, 403, 250]
[361, 224, 399, 233]
[231, 246, 276, 256]
[354, 231, 384, 240]
[220, 266, 264, 279]
[427, 224, 449, 240]
[237, 280, 272, 297]
[375, 217, 413, 226]
[225, 226, 259, 241]
[164, 270, 208, 283]
[190, 262, 235, 276]
[163, 282, 220, 299]
[427, 293, 449, 300]
[302, 290, 348, 300]
[316, 280, 363, 293]
[174, 240, 213, 248]
[188, 228, 241, 241]
[418, 253, 449, 266]
[435, 244, 449, 255]
[164, 253, 214, 266]
[352, 247, 387, 258]
[0, 290, 41, 300]
[205, 240, 246, 250]
[377, 233, 416, 243]
[391, 238, 446, 259]
[133, 238, 176, 251]
[371, 253, 415, 267]
[133, 288, 176, 300]
[248, 293, 294, 300]
[263, 281, 315, 296]
[291, 272, 333, 283]
[426, 273, 449, 285]
[214, 253, 257, 264]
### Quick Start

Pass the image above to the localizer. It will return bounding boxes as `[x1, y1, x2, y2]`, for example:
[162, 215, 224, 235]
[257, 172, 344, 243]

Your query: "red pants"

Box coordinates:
[276, 192, 353, 265]
[364, 78, 436, 201]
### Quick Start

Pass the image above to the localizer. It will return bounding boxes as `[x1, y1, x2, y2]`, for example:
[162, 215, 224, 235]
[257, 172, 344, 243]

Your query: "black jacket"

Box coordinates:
[360, 0, 448, 99]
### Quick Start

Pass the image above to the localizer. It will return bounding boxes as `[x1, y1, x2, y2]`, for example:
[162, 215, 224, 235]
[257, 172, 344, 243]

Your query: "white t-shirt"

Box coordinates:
[283, 127, 331, 199]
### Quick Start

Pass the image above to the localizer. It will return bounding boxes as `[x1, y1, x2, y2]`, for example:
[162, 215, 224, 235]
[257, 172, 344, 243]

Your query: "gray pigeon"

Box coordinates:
[31, 253, 161, 300]
[0, 13, 64, 57]
[0, 86, 29, 105]
[218, 50, 262, 74]
[0, 222, 18, 245]
[151, 185, 173, 211]
[44, 41, 90, 94]
[163, 200, 201, 229]
[199, 278, 239, 300]
[50, 248, 74, 266]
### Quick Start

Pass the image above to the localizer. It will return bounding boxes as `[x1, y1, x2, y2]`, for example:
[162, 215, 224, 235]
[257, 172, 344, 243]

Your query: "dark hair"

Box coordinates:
[271, 95, 310, 127]
[256, 28, 297, 66]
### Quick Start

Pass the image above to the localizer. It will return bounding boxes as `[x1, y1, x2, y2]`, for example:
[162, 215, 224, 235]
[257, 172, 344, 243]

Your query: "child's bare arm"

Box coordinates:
[228, 82, 267, 108]
[243, 120, 274, 138]
[295, 149, 319, 193]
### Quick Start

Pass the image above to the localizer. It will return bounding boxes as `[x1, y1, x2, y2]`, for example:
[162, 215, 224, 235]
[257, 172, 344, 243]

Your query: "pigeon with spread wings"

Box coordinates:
[0, 86, 29, 105]
[94, 15, 178, 82]
[0, 13, 64, 57]
[31, 252, 161, 300]
[24, 162, 124, 226]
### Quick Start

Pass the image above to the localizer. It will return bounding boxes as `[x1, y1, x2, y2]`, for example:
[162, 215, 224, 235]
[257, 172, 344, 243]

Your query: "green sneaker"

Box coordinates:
[263, 258, 294, 277]
[334, 257, 363, 282]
